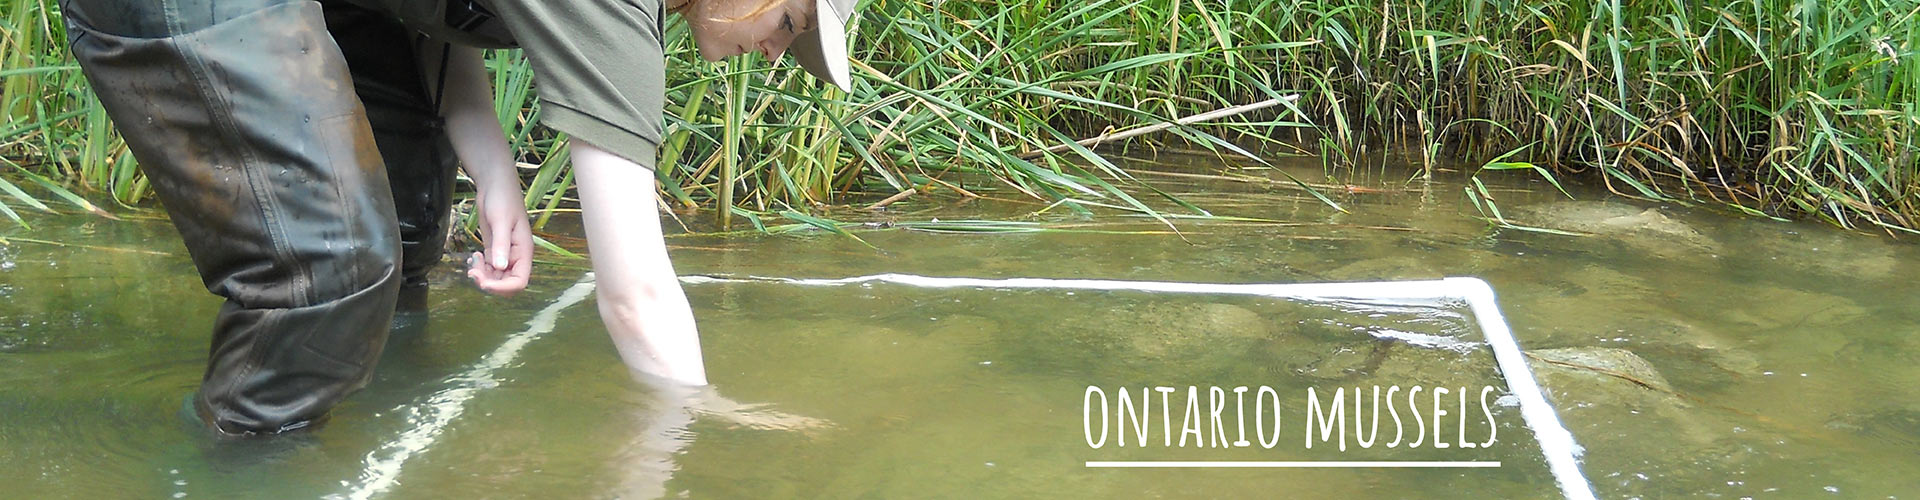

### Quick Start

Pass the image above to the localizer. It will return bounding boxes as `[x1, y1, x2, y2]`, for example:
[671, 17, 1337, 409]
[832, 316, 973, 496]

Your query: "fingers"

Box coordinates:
[469, 255, 525, 297]
[510, 219, 535, 279]
[467, 193, 534, 297]
[466, 250, 497, 290]
[466, 252, 487, 280]
[489, 218, 512, 270]
[492, 218, 534, 295]
[467, 219, 534, 298]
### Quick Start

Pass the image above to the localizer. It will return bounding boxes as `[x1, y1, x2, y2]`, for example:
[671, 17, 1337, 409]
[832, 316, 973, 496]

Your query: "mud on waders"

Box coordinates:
[62, 0, 462, 435]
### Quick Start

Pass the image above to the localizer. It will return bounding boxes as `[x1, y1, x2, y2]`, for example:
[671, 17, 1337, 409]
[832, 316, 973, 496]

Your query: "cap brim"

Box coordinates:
[788, 0, 852, 92]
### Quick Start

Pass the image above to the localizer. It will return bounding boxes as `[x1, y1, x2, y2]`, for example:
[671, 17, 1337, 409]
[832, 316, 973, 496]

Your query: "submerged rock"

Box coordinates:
[1505, 263, 1767, 387]
[1508, 265, 1682, 340]
[1526, 347, 1728, 448]
[1261, 327, 1394, 382]
[1189, 303, 1273, 337]
[1828, 404, 1920, 450]
[1710, 285, 1867, 331]
[1324, 255, 1445, 281]
[1511, 201, 1723, 259]
[1598, 207, 1706, 241]
[1063, 298, 1433, 385]
[1611, 316, 1759, 375]
[1360, 345, 1495, 389]
[1530, 347, 1674, 392]
[1124, 302, 1274, 357]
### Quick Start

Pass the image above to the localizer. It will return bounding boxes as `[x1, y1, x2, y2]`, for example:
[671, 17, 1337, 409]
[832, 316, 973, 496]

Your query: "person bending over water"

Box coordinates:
[61, 0, 851, 435]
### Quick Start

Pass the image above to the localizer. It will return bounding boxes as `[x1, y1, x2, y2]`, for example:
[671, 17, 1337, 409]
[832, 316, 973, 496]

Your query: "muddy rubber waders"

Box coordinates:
[63, 0, 456, 435]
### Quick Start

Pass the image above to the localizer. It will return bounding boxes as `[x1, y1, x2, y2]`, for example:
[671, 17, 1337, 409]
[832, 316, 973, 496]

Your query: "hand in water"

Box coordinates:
[685, 389, 834, 434]
[634, 369, 833, 434]
[670, 0, 816, 61]
[611, 371, 832, 497]
[467, 187, 533, 296]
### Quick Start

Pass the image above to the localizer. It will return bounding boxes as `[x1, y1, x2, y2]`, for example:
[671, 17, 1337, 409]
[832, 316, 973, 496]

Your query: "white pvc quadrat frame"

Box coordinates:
[341, 273, 1597, 500]
[696, 274, 1598, 500]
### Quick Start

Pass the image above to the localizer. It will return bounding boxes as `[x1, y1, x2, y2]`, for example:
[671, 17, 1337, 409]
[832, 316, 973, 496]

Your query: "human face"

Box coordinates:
[683, 0, 816, 61]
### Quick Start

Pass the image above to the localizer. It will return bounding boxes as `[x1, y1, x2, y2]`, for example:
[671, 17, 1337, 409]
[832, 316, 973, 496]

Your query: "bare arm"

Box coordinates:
[572, 142, 708, 386]
[423, 43, 534, 296]
[424, 45, 700, 382]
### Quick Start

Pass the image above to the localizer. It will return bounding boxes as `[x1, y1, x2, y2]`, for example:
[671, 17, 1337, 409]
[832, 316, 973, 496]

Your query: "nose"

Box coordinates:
[759, 40, 789, 60]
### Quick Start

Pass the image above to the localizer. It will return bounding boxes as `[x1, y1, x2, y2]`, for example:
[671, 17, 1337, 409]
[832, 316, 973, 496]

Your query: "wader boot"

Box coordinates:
[64, 0, 402, 435]
[322, 1, 460, 314]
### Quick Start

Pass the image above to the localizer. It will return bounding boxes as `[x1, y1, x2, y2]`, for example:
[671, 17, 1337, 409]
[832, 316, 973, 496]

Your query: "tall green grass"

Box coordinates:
[4, 0, 1917, 234]
[1260, 0, 1919, 232]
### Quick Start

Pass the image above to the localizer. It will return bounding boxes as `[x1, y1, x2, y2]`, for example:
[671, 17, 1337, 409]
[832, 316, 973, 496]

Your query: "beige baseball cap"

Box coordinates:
[786, 0, 855, 91]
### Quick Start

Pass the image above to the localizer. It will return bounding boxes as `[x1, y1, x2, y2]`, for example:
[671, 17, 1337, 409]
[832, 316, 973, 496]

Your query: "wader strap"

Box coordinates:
[443, 0, 516, 47]
[433, 41, 451, 114]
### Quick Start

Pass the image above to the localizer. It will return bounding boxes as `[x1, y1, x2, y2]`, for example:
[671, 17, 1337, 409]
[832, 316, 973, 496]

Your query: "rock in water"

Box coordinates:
[1828, 405, 1920, 450]
[1527, 348, 1761, 496]
[1712, 285, 1867, 331]
[1601, 208, 1699, 239]
[1512, 201, 1723, 259]
[1126, 302, 1273, 357]
[1530, 347, 1674, 392]
[1325, 255, 1444, 281]
[1190, 303, 1272, 337]
[1527, 347, 1725, 445]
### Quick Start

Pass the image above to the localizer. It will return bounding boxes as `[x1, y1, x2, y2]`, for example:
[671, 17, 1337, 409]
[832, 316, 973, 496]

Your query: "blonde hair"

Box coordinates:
[710, 0, 795, 23]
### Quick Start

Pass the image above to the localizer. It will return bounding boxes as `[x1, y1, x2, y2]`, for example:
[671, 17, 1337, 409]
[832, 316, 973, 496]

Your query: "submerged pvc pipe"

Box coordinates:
[687, 273, 1597, 500]
[338, 275, 599, 500]
[1445, 278, 1595, 500]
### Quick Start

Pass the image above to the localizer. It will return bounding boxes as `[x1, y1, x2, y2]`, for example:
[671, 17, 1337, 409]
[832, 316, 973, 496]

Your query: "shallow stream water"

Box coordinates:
[3, 153, 1917, 498]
